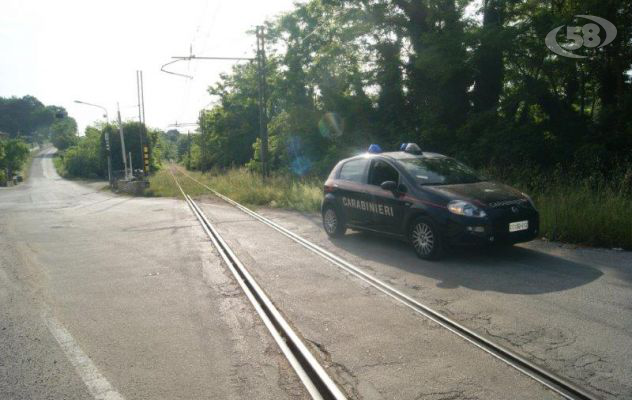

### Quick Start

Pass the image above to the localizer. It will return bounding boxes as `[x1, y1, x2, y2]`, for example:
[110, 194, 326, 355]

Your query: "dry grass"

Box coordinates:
[147, 166, 323, 212]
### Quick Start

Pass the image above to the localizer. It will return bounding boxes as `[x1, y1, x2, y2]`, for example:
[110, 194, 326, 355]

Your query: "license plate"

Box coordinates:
[509, 220, 529, 232]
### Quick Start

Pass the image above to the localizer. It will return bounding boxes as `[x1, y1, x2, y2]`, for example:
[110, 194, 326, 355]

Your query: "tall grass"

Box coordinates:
[535, 186, 632, 248]
[149, 164, 632, 250]
[484, 164, 632, 249]
[53, 155, 68, 178]
[148, 166, 323, 212]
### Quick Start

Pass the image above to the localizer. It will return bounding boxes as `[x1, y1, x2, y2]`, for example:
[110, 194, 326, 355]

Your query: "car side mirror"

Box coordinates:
[397, 183, 407, 194]
[380, 180, 398, 191]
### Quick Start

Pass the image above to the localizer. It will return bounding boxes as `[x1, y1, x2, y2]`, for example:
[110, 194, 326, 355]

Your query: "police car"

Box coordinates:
[321, 143, 539, 260]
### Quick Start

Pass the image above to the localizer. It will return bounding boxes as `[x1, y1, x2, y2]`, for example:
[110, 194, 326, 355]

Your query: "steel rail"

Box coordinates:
[168, 169, 347, 400]
[176, 169, 601, 400]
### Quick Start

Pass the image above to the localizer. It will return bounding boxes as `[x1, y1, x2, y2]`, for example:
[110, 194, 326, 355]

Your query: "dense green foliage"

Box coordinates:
[60, 127, 105, 178]
[157, 129, 181, 162]
[50, 118, 79, 151]
[485, 164, 632, 248]
[57, 122, 162, 179]
[190, 0, 631, 179]
[0, 138, 30, 185]
[0, 95, 77, 145]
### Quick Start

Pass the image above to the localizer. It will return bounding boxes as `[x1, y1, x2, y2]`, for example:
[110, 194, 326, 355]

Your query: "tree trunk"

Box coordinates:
[472, 0, 505, 112]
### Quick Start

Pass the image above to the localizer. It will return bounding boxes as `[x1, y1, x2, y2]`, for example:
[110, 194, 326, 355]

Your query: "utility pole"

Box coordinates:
[136, 71, 144, 171]
[140, 71, 146, 124]
[198, 109, 208, 170]
[188, 130, 192, 167]
[256, 25, 269, 177]
[104, 127, 113, 186]
[117, 103, 129, 180]
[140, 71, 148, 175]
[161, 27, 270, 178]
[137, 70, 149, 176]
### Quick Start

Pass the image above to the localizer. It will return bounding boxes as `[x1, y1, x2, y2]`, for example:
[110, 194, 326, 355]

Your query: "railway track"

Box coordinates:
[168, 169, 347, 400]
[171, 167, 602, 400]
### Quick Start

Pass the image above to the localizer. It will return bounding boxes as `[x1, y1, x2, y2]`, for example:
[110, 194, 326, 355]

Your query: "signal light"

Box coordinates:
[402, 143, 422, 155]
[368, 144, 382, 154]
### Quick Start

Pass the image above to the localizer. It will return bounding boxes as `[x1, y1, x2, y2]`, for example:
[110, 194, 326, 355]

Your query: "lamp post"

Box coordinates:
[74, 100, 113, 186]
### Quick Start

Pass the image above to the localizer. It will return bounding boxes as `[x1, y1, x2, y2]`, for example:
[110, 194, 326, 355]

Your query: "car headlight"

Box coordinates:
[521, 193, 537, 210]
[448, 200, 487, 218]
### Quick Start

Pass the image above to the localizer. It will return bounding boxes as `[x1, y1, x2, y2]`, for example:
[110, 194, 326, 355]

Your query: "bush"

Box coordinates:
[63, 146, 101, 179]
[60, 127, 104, 179]
[0, 139, 29, 179]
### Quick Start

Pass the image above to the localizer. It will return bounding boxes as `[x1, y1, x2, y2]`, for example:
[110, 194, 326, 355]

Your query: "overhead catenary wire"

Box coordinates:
[159, 27, 267, 177]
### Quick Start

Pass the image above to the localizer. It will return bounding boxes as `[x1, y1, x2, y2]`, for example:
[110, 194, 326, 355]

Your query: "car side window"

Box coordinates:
[369, 160, 399, 186]
[339, 159, 368, 183]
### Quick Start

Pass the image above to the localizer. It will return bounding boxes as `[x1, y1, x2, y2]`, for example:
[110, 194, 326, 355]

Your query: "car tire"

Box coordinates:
[409, 217, 444, 260]
[322, 205, 346, 237]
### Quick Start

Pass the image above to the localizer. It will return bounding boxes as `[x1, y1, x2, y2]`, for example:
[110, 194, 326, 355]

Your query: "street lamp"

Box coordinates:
[74, 100, 109, 122]
[74, 100, 113, 186]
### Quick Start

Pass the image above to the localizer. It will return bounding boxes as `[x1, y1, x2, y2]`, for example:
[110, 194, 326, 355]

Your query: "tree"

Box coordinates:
[59, 122, 163, 179]
[188, 0, 632, 177]
[158, 130, 180, 162]
[0, 139, 29, 179]
[0, 96, 65, 141]
[471, 0, 507, 113]
[50, 117, 78, 150]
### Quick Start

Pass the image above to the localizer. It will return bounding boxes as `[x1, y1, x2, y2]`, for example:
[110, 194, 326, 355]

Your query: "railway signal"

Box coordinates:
[143, 145, 149, 174]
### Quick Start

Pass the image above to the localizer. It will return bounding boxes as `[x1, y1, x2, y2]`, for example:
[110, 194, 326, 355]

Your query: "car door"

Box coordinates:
[367, 158, 409, 235]
[336, 157, 372, 227]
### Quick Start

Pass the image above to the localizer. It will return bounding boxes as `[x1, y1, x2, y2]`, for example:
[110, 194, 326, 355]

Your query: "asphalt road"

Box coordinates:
[194, 197, 632, 400]
[2, 150, 630, 399]
[0, 149, 307, 400]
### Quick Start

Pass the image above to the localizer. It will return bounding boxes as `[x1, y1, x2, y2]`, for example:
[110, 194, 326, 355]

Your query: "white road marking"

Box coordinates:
[43, 312, 125, 400]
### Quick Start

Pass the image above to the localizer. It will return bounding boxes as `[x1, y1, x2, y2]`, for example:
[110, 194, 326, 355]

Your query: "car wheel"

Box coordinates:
[322, 206, 346, 237]
[409, 217, 444, 260]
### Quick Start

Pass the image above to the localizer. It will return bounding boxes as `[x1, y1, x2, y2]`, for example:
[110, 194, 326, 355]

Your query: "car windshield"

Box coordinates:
[399, 157, 484, 185]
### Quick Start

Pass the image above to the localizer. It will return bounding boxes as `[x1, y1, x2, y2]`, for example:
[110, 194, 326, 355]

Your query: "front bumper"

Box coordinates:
[444, 207, 539, 246]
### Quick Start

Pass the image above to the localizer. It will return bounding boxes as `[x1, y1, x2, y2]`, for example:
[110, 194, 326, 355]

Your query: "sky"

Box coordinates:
[0, 0, 298, 134]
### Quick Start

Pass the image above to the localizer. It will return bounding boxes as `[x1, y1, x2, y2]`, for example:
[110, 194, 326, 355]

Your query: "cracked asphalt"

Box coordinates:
[213, 204, 631, 399]
[195, 196, 562, 399]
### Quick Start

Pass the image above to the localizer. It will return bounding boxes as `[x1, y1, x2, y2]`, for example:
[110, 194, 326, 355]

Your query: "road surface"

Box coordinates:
[0, 149, 307, 399]
[1, 149, 630, 399]
[193, 197, 632, 400]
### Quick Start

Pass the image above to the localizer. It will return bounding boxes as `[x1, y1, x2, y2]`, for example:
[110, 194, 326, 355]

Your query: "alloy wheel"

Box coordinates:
[323, 209, 338, 234]
[412, 222, 434, 256]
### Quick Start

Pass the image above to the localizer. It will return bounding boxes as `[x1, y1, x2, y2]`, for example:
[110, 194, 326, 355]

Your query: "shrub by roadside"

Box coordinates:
[53, 154, 68, 178]
[0, 138, 30, 186]
[484, 164, 632, 249]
